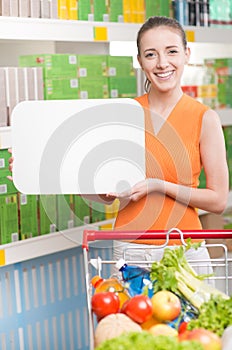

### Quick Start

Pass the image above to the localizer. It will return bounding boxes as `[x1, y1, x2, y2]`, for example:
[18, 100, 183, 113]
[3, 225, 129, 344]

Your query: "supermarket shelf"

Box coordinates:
[0, 17, 232, 43]
[0, 17, 139, 42]
[0, 218, 115, 267]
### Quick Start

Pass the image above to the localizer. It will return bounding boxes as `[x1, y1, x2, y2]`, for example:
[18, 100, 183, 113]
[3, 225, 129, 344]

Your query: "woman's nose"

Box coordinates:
[156, 55, 169, 69]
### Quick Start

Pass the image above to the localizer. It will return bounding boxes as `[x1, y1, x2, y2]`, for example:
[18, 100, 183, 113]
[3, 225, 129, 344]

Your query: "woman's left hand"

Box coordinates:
[107, 178, 160, 202]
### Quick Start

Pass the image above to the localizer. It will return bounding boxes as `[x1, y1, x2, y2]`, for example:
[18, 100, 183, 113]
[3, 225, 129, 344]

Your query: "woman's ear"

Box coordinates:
[137, 54, 143, 69]
[185, 46, 191, 65]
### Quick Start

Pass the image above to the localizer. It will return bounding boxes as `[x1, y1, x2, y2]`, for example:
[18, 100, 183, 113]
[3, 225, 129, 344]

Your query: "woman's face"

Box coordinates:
[137, 26, 190, 93]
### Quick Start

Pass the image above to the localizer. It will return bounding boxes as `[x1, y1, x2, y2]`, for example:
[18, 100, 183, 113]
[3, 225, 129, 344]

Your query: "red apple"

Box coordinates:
[179, 328, 222, 350]
[151, 290, 181, 322]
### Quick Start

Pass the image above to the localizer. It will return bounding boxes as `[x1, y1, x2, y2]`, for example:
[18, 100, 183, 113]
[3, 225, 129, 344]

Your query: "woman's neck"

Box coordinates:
[148, 88, 183, 119]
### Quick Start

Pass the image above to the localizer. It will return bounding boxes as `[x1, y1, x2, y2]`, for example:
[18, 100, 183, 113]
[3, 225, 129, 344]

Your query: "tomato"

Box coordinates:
[91, 292, 120, 319]
[178, 321, 189, 334]
[121, 294, 153, 324]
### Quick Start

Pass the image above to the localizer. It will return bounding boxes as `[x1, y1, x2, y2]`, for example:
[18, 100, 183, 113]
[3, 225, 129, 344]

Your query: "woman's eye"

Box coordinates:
[145, 52, 156, 58]
[168, 50, 178, 54]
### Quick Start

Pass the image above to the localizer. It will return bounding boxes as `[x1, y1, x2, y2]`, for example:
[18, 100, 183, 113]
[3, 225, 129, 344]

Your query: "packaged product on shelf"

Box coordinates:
[0, 0, 10, 16]
[199, 60, 219, 109]
[44, 77, 79, 100]
[9, 0, 18, 17]
[56, 194, 74, 231]
[173, 0, 189, 26]
[78, 0, 92, 20]
[209, 0, 231, 28]
[18, 0, 29, 17]
[38, 195, 57, 234]
[108, 76, 137, 98]
[0, 149, 12, 171]
[18, 194, 39, 239]
[0, 169, 18, 195]
[49, 0, 58, 18]
[0, 194, 19, 244]
[0, 68, 7, 127]
[106, 56, 135, 77]
[40, 0, 50, 18]
[108, 0, 123, 22]
[77, 55, 107, 78]
[67, 0, 78, 20]
[19, 54, 78, 79]
[73, 195, 90, 226]
[78, 77, 109, 99]
[58, 0, 68, 19]
[145, 0, 170, 20]
[204, 57, 232, 108]
[90, 201, 106, 224]
[223, 125, 232, 189]
[92, 0, 108, 21]
[29, 0, 40, 18]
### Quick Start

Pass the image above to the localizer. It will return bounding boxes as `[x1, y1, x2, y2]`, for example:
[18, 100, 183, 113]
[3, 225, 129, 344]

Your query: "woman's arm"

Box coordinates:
[111, 109, 229, 214]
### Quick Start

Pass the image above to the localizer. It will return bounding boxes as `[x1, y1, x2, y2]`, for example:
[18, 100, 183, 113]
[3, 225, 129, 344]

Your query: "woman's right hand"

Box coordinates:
[8, 148, 14, 180]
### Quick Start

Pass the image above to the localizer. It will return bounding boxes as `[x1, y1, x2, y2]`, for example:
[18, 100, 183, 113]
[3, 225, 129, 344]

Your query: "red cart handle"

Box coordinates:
[82, 228, 232, 250]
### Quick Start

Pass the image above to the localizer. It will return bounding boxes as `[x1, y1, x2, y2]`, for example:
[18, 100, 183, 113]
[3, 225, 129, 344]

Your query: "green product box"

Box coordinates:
[56, 194, 74, 231]
[90, 201, 106, 223]
[19, 54, 78, 79]
[0, 149, 11, 170]
[77, 0, 92, 20]
[18, 194, 39, 239]
[223, 126, 232, 156]
[44, 77, 79, 100]
[77, 55, 107, 78]
[79, 77, 109, 99]
[0, 194, 19, 244]
[198, 168, 206, 189]
[93, 0, 108, 21]
[145, 0, 170, 18]
[73, 195, 90, 226]
[39, 195, 57, 234]
[109, 0, 123, 22]
[0, 169, 18, 195]
[107, 56, 135, 77]
[108, 76, 137, 98]
[205, 58, 232, 76]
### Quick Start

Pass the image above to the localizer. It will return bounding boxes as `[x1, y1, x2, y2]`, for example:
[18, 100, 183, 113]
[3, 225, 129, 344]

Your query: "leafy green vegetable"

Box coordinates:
[150, 241, 229, 309]
[95, 332, 204, 350]
[188, 294, 232, 336]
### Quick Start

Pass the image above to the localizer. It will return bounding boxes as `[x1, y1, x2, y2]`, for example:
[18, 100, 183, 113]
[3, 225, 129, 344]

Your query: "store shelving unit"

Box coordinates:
[0, 16, 231, 266]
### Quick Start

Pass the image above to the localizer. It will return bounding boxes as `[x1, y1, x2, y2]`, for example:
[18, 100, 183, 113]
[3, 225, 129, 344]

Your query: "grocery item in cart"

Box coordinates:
[116, 258, 153, 297]
[91, 275, 130, 308]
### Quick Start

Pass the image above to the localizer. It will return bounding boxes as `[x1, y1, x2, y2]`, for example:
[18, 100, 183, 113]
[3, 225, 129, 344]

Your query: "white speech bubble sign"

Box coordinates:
[11, 99, 146, 194]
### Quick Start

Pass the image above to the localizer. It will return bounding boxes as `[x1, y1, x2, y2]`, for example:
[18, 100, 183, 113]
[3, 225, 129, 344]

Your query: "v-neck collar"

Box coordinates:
[145, 93, 184, 137]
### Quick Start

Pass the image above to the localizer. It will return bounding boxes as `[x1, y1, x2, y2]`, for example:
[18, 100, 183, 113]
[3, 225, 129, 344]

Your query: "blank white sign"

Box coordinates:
[11, 99, 146, 194]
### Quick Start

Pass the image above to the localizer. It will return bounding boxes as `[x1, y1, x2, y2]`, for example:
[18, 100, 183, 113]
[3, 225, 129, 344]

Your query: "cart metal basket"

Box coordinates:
[82, 228, 232, 350]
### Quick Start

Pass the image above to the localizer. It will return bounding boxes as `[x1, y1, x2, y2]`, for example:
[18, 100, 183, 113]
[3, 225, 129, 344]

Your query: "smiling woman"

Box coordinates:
[110, 16, 229, 275]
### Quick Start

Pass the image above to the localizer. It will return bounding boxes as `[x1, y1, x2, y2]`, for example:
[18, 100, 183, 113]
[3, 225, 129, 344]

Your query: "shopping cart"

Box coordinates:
[82, 228, 232, 350]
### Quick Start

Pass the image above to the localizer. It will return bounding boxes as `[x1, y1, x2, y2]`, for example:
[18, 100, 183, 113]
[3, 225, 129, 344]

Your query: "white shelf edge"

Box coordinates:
[0, 16, 139, 42]
[0, 218, 115, 266]
[0, 17, 232, 43]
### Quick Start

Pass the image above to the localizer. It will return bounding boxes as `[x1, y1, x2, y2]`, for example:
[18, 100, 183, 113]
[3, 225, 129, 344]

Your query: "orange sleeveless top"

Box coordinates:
[114, 93, 209, 244]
